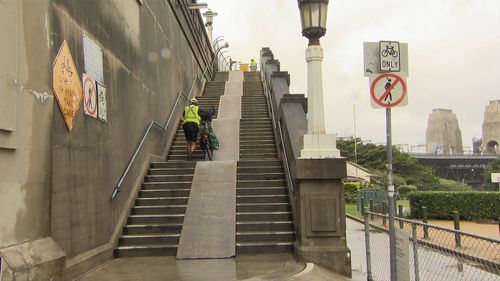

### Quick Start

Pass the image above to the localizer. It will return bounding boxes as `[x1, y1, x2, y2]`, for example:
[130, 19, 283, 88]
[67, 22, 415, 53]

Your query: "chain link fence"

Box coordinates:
[363, 210, 500, 281]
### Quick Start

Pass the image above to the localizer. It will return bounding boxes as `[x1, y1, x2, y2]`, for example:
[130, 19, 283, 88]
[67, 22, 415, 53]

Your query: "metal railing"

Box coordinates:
[260, 61, 297, 224]
[363, 209, 500, 281]
[109, 56, 217, 200]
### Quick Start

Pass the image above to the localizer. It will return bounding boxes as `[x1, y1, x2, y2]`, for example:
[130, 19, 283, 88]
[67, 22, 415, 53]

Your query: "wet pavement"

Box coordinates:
[76, 219, 369, 281]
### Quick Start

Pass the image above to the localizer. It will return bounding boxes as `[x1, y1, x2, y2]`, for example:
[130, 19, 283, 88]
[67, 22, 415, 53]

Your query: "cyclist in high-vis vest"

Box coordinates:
[183, 98, 202, 160]
[250, 58, 257, 71]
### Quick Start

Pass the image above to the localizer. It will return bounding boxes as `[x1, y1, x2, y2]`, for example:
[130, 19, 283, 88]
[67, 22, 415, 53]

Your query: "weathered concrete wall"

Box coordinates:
[482, 100, 500, 155]
[0, 0, 53, 247]
[426, 109, 464, 154]
[1, 0, 213, 279]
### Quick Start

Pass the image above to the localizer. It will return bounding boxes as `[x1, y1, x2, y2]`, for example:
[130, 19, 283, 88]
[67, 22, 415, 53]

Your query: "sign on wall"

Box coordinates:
[97, 83, 107, 122]
[83, 34, 104, 84]
[53, 40, 83, 131]
[82, 74, 98, 118]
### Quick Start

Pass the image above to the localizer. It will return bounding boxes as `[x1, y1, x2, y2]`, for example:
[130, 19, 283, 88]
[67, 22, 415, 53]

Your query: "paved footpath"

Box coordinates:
[76, 219, 367, 281]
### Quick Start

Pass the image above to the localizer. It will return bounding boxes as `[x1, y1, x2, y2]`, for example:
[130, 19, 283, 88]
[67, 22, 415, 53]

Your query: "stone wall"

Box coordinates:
[0, 0, 213, 279]
[482, 100, 500, 154]
[426, 109, 464, 154]
[260, 48, 351, 277]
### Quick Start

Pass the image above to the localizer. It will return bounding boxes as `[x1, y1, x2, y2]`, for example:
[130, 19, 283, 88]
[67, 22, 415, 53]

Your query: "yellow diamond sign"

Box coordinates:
[53, 40, 82, 131]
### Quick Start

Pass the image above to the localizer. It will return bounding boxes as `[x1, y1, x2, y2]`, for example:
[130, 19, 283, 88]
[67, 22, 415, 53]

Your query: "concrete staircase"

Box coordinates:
[236, 72, 295, 253]
[115, 73, 294, 257]
[204, 72, 227, 97]
[114, 95, 221, 257]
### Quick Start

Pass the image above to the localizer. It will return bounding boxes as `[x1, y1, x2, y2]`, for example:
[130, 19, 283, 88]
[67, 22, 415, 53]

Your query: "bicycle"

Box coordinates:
[199, 108, 218, 161]
[381, 45, 399, 58]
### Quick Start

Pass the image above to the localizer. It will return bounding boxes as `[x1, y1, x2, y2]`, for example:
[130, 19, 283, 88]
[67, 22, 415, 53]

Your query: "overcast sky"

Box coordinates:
[202, 0, 500, 151]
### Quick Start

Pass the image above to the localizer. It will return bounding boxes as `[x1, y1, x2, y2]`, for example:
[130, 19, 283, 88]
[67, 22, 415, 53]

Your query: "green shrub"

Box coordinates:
[437, 178, 473, 191]
[344, 181, 362, 203]
[408, 191, 500, 220]
[397, 185, 417, 199]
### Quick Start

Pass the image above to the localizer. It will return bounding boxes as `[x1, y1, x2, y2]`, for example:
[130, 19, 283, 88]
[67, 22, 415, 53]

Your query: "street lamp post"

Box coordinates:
[298, 0, 340, 158]
[293, 1, 351, 277]
[203, 9, 217, 45]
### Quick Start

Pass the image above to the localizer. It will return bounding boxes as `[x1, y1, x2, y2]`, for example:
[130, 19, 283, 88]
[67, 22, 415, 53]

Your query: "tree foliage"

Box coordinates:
[338, 138, 439, 189]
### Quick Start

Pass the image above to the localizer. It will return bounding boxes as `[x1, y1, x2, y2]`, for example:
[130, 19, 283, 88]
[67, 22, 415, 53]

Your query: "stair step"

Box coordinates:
[148, 168, 195, 175]
[237, 173, 284, 180]
[236, 231, 294, 243]
[240, 148, 277, 153]
[150, 162, 195, 168]
[167, 155, 206, 161]
[237, 166, 282, 173]
[144, 175, 194, 182]
[136, 197, 189, 206]
[114, 245, 178, 257]
[240, 146, 276, 151]
[239, 136, 275, 141]
[119, 234, 180, 246]
[128, 214, 184, 224]
[123, 223, 183, 235]
[237, 203, 290, 212]
[238, 160, 281, 166]
[237, 187, 287, 195]
[237, 212, 292, 221]
[237, 179, 286, 187]
[139, 189, 190, 198]
[240, 153, 278, 159]
[237, 221, 294, 232]
[237, 194, 289, 203]
[236, 242, 294, 254]
[142, 181, 192, 190]
[132, 205, 187, 215]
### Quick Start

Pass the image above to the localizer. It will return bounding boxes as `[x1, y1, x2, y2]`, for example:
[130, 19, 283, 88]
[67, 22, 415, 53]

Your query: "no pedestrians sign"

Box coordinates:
[370, 73, 408, 108]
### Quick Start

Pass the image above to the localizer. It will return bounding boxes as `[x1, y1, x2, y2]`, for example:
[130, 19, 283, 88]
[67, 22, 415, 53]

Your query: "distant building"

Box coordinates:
[346, 162, 373, 183]
[426, 109, 464, 155]
[472, 137, 482, 154]
[482, 100, 500, 155]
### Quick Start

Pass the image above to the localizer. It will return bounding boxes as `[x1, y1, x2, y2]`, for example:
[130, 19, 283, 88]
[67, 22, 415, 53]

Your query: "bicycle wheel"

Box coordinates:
[392, 51, 399, 58]
[381, 50, 388, 57]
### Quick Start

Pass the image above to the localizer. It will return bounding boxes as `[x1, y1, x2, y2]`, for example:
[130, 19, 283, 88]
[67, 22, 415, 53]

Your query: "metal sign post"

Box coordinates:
[386, 107, 397, 281]
[364, 40, 409, 281]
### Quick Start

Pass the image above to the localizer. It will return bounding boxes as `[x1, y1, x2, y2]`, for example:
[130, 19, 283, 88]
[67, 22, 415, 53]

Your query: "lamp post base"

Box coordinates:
[300, 133, 340, 158]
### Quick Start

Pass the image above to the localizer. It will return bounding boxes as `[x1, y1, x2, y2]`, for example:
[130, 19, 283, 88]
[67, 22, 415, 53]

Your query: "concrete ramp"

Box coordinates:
[212, 72, 242, 161]
[228, 71, 243, 82]
[217, 96, 241, 119]
[176, 161, 236, 259]
[212, 118, 239, 161]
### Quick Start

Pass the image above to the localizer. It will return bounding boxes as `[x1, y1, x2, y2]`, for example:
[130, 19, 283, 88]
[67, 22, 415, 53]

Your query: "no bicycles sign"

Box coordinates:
[370, 73, 408, 109]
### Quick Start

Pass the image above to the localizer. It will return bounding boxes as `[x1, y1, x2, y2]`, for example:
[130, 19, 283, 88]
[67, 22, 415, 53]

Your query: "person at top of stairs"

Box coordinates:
[182, 98, 202, 161]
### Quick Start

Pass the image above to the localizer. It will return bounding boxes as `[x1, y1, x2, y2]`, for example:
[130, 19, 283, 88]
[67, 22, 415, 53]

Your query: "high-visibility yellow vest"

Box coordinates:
[183, 105, 201, 126]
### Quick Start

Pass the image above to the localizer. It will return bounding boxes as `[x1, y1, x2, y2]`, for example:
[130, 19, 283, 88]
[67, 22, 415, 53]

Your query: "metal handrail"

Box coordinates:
[260, 62, 298, 222]
[109, 55, 217, 200]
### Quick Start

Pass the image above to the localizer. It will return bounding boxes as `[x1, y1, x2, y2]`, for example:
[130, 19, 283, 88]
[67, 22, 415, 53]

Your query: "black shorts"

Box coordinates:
[183, 122, 199, 142]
